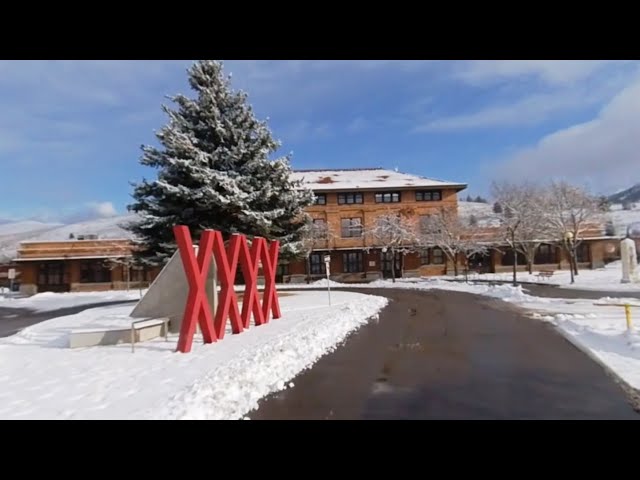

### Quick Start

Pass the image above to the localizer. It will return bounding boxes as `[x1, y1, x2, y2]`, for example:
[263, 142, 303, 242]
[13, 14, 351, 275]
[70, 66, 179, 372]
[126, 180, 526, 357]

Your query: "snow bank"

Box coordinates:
[0, 289, 145, 312]
[520, 295, 640, 390]
[447, 261, 640, 293]
[0, 290, 387, 419]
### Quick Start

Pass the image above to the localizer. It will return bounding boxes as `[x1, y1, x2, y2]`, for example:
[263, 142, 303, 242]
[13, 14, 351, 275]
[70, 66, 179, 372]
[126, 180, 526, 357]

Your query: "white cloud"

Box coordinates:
[416, 91, 590, 131]
[453, 60, 618, 87]
[415, 63, 640, 132]
[494, 78, 640, 193]
[89, 202, 118, 218]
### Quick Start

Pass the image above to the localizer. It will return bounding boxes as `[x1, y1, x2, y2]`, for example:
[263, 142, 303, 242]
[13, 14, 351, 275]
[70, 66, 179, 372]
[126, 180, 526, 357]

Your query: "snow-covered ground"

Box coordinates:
[0, 290, 387, 419]
[0, 289, 146, 312]
[279, 262, 640, 294]
[608, 203, 640, 236]
[523, 296, 640, 390]
[455, 260, 640, 292]
[2, 261, 640, 419]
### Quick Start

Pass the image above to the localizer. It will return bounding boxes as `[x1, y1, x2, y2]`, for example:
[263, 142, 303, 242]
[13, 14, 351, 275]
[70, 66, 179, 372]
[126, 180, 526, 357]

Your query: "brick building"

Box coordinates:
[280, 168, 619, 283]
[9, 167, 624, 292]
[15, 239, 161, 295]
[282, 168, 468, 283]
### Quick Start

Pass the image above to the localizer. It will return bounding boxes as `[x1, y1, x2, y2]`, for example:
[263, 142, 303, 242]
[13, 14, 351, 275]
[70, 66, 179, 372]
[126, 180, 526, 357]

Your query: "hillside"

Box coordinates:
[458, 201, 501, 227]
[608, 183, 640, 205]
[0, 214, 140, 263]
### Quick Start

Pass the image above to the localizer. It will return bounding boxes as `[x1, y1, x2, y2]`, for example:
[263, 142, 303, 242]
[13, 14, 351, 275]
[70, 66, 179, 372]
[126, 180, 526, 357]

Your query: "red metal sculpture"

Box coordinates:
[173, 225, 281, 353]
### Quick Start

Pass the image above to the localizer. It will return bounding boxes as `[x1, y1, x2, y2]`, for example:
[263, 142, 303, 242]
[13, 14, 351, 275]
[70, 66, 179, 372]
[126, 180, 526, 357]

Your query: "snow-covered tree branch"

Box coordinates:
[417, 207, 485, 276]
[364, 211, 419, 282]
[543, 180, 602, 279]
[293, 218, 337, 283]
[126, 60, 313, 266]
[492, 181, 552, 278]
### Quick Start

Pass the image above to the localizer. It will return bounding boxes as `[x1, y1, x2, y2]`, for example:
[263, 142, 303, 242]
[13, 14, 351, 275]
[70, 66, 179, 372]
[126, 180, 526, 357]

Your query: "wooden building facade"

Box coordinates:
[15, 239, 161, 295]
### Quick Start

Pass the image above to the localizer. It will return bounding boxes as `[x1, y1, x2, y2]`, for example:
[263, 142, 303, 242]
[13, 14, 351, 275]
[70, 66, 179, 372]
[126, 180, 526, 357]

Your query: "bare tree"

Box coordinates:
[417, 207, 478, 277]
[491, 181, 550, 283]
[365, 210, 419, 282]
[102, 239, 147, 293]
[544, 181, 601, 282]
[458, 235, 490, 282]
[297, 218, 336, 284]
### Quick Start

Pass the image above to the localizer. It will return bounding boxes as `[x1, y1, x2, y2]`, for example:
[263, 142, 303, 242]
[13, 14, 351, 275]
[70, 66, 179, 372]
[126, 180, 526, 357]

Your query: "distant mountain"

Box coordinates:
[608, 183, 640, 205]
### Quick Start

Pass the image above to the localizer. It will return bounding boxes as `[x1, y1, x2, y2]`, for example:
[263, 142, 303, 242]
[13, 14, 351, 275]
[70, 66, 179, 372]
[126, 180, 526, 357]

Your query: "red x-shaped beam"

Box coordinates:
[261, 238, 282, 322]
[173, 226, 281, 353]
[239, 236, 265, 328]
[174, 226, 216, 353]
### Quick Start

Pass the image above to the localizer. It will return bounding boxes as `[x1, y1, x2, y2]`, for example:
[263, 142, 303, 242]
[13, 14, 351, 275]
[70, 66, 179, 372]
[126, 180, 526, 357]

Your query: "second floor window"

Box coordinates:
[313, 194, 326, 205]
[341, 217, 363, 238]
[338, 192, 363, 205]
[416, 190, 442, 202]
[375, 191, 401, 203]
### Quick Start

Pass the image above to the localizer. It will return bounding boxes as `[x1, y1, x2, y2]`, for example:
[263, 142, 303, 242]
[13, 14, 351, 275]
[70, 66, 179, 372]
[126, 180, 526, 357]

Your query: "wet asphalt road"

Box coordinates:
[0, 300, 138, 338]
[250, 288, 639, 420]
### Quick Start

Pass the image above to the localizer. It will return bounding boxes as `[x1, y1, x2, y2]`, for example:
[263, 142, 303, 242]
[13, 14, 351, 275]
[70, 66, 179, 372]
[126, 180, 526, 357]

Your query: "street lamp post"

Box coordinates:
[565, 232, 575, 284]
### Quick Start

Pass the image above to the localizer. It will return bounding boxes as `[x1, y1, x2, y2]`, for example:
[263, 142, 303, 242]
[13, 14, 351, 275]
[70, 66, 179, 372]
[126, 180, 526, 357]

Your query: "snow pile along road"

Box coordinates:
[0, 290, 387, 420]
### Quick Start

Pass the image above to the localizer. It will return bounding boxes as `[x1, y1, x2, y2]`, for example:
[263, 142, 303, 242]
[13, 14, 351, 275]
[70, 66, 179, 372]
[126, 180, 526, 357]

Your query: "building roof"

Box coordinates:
[291, 168, 467, 192]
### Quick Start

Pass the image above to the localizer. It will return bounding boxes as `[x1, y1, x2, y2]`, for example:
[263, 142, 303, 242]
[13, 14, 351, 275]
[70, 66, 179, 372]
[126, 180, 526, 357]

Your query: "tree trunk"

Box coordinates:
[464, 256, 469, 283]
[527, 260, 533, 275]
[572, 247, 579, 276]
[453, 254, 459, 277]
[305, 255, 311, 284]
[565, 246, 575, 284]
[125, 264, 130, 292]
[391, 250, 396, 283]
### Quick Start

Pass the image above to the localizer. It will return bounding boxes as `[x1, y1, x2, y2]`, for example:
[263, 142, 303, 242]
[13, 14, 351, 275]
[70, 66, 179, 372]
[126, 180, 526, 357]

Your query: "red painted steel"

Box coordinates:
[173, 226, 217, 353]
[173, 226, 281, 353]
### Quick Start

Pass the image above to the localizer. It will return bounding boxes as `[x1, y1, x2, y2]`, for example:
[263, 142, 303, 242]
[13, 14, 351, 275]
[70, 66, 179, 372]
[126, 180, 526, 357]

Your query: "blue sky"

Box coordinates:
[2, 60, 640, 223]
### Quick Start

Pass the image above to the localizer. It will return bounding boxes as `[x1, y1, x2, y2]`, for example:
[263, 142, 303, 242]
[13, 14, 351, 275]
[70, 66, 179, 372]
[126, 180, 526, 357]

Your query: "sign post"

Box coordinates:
[324, 255, 331, 306]
[7, 268, 15, 292]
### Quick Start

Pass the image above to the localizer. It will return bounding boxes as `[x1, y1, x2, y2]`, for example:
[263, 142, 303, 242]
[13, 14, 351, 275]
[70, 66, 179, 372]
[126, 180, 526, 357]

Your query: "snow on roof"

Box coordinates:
[291, 168, 467, 192]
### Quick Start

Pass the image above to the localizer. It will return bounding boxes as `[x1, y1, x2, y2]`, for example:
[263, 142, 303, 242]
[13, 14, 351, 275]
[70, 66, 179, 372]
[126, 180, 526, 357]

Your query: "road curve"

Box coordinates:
[250, 288, 639, 420]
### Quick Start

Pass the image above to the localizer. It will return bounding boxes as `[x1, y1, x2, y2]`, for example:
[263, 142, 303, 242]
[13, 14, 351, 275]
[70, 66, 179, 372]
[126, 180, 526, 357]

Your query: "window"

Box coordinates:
[313, 194, 326, 205]
[80, 261, 111, 283]
[420, 247, 445, 265]
[576, 243, 590, 263]
[374, 191, 401, 203]
[534, 244, 557, 265]
[130, 266, 148, 283]
[341, 217, 363, 238]
[338, 192, 363, 205]
[313, 218, 326, 227]
[415, 190, 442, 202]
[500, 248, 526, 266]
[343, 251, 363, 273]
[310, 253, 326, 275]
[38, 262, 66, 286]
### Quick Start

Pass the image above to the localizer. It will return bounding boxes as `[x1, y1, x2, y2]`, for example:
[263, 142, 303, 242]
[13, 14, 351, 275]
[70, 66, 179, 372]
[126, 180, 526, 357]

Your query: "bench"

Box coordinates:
[70, 318, 169, 351]
[535, 270, 555, 279]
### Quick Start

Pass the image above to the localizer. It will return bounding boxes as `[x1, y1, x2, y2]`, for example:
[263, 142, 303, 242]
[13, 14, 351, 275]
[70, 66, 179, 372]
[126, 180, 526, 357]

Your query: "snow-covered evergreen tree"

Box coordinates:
[126, 60, 313, 265]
